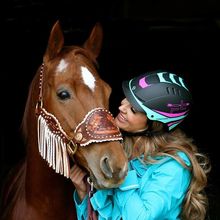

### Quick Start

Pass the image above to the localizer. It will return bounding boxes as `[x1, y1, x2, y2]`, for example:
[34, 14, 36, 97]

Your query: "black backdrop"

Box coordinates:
[1, 0, 220, 219]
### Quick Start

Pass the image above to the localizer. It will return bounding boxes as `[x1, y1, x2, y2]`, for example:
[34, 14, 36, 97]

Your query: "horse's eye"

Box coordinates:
[57, 90, 71, 100]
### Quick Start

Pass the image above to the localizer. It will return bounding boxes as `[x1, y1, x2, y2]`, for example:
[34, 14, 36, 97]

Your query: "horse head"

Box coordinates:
[23, 21, 128, 190]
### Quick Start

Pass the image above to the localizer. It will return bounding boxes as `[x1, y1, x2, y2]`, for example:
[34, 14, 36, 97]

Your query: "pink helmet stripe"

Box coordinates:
[154, 109, 189, 118]
[168, 119, 183, 127]
[139, 77, 150, 88]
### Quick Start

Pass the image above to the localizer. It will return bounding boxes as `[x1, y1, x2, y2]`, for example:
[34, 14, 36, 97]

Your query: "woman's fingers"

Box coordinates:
[70, 164, 88, 201]
[70, 164, 87, 182]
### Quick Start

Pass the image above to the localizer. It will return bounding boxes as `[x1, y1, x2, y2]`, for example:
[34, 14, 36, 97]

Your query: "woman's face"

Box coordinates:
[115, 98, 148, 133]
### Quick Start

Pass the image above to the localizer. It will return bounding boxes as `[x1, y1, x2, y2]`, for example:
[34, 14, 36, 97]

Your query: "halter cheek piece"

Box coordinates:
[35, 63, 122, 178]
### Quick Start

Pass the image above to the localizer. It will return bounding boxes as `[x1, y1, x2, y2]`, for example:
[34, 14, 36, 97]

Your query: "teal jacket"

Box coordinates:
[74, 152, 191, 220]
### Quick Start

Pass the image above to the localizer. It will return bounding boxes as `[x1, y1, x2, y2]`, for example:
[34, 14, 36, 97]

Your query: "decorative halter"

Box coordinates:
[35, 63, 123, 178]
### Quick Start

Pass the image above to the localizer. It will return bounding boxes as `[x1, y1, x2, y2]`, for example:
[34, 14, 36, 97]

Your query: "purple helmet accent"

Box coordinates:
[122, 70, 192, 130]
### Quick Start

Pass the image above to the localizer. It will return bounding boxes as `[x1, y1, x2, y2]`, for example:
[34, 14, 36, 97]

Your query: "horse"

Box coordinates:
[0, 21, 128, 220]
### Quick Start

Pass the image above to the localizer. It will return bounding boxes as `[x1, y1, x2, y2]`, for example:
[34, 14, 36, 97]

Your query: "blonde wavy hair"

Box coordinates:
[123, 121, 211, 220]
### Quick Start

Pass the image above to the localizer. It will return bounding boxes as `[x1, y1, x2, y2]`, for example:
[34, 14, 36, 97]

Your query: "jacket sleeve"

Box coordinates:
[73, 190, 89, 220]
[114, 157, 191, 220]
[73, 188, 114, 220]
[90, 189, 114, 220]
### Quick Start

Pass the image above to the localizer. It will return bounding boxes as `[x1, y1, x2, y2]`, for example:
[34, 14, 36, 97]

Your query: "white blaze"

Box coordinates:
[56, 59, 68, 73]
[81, 66, 96, 92]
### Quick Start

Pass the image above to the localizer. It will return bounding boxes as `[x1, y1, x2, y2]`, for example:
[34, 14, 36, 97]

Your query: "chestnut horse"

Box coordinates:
[0, 21, 128, 220]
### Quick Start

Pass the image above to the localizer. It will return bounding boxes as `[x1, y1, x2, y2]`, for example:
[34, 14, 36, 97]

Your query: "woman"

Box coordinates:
[70, 70, 210, 220]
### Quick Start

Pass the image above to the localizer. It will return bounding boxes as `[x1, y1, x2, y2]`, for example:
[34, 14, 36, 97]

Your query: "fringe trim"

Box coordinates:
[37, 115, 70, 178]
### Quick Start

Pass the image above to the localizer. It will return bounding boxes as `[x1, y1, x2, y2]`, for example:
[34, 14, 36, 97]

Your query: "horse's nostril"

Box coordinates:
[100, 156, 113, 179]
[119, 166, 128, 179]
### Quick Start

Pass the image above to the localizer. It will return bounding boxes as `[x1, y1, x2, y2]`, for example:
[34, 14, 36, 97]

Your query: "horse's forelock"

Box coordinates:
[71, 47, 99, 69]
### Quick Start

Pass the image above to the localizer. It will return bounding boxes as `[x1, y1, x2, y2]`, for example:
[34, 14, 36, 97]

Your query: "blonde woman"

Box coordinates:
[71, 70, 210, 220]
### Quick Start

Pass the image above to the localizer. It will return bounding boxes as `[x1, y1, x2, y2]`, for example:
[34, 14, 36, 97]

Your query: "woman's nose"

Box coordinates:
[118, 105, 124, 112]
[119, 100, 128, 113]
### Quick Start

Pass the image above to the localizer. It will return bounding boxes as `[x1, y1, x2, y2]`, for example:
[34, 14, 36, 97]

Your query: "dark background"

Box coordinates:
[1, 0, 220, 219]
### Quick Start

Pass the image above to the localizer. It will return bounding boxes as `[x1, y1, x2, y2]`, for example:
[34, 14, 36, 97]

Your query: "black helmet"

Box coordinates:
[122, 70, 192, 130]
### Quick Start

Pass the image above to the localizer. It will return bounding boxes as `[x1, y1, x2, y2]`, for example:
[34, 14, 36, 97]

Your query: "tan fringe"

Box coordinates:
[37, 115, 70, 178]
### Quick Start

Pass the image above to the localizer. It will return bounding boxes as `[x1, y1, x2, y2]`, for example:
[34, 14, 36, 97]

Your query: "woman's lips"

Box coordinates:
[116, 113, 127, 123]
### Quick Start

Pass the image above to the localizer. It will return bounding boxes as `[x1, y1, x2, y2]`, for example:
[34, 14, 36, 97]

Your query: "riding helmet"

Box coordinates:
[122, 70, 192, 130]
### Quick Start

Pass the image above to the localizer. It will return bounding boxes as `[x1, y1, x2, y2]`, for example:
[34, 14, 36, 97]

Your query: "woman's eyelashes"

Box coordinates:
[131, 106, 137, 114]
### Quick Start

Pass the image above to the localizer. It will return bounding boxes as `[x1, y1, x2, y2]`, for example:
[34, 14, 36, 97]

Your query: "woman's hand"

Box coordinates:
[70, 164, 87, 201]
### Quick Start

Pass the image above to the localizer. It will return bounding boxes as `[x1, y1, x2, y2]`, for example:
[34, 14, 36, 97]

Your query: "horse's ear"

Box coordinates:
[83, 22, 103, 59]
[43, 20, 64, 62]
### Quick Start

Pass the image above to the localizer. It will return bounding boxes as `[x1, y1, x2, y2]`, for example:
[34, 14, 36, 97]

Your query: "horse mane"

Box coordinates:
[21, 68, 41, 141]
[0, 68, 39, 217]
[0, 160, 26, 219]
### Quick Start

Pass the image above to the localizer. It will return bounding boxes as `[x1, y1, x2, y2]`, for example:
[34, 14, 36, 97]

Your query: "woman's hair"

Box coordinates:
[123, 121, 211, 220]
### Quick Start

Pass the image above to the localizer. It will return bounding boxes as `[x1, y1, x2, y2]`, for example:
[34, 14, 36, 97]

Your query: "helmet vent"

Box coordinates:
[172, 87, 176, 94]
[176, 89, 181, 96]
[166, 87, 170, 94]
[166, 87, 181, 96]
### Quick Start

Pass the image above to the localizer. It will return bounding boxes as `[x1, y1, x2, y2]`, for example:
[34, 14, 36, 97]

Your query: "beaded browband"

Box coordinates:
[35, 63, 123, 178]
